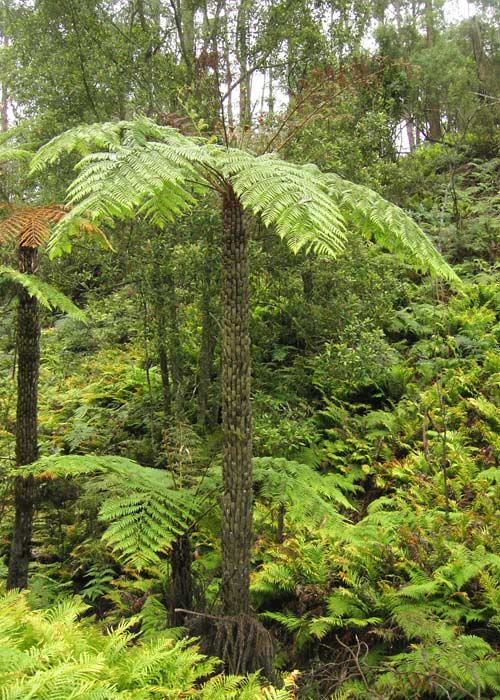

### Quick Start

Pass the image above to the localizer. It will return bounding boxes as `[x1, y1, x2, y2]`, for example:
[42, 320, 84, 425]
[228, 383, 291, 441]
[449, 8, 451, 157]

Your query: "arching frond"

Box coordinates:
[41, 122, 214, 256]
[323, 173, 460, 283]
[24, 455, 204, 570]
[0, 145, 32, 164]
[31, 117, 457, 282]
[0, 266, 87, 321]
[29, 121, 126, 173]
[219, 152, 348, 257]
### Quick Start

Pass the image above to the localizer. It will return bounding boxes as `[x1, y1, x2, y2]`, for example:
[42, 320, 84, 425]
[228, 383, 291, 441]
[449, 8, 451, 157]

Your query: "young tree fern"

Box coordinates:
[25, 454, 210, 571]
[30, 115, 459, 674]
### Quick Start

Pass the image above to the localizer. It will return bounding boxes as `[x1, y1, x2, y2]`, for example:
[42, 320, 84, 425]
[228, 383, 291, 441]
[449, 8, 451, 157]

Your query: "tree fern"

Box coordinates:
[31, 116, 459, 285]
[29, 116, 461, 669]
[25, 455, 205, 569]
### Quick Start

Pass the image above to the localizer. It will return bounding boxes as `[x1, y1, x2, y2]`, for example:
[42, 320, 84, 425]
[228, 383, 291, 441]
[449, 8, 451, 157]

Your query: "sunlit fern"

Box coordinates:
[0, 589, 295, 699]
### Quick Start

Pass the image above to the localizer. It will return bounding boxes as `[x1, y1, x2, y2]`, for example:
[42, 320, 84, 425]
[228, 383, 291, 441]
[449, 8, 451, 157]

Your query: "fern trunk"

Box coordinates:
[169, 533, 193, 625]
[220, 186, 253, 616]
[7, 245, 40, 590]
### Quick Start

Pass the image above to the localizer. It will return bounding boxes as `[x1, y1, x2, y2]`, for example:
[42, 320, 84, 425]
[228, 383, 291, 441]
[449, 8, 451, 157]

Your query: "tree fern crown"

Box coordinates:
[31, 117, 459, 282]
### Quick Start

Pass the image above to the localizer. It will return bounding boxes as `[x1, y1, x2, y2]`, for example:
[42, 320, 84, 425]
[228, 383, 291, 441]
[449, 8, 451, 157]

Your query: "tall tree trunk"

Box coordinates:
[171, 0, 196, 85]
[0, 2, 10, 132]
[165, 259, 183, 416]
[236, 0, 252, 130]
[406, 120, 416, 153]
[156, 309, 172, 421]
[469, 16, 490, 84]
[7, 245, 40, 590]
[220, 186, 252, 616]
[424, 0, 442, 142]
[150, 251, 172, 422]
[224, 8, 235, 134]
[214, 186, 274, 679]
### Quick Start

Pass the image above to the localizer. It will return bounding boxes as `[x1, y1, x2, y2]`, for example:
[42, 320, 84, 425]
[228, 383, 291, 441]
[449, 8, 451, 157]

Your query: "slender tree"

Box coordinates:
[0, 203, 82, 588]
[0, 204, 63, 588]
[31, 116, 458, 672]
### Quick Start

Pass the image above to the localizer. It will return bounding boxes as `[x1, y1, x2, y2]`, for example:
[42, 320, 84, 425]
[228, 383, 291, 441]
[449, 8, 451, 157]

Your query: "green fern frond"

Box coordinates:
[0, 591, 292, 699]
[29, 121, 126, 173]
[0, 145, 32, 163]
[253, 456, 358, 524]
[0, 266, 87, 321]
[24, 454, 201, 570]
[31, 117, 457, 283]
[323, 173, 460, 283]
[222, 153, 348, 257]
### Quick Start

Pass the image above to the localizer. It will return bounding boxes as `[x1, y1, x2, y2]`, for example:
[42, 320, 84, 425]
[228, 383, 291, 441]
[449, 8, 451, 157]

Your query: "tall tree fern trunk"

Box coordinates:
[216, 193, 274, 675]
[220, 186, 252, 616]
[7, 245, 40, 590]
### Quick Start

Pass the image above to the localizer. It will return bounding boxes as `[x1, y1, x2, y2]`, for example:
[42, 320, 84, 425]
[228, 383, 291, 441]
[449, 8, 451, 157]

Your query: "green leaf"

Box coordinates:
[0, 266, 87, 322]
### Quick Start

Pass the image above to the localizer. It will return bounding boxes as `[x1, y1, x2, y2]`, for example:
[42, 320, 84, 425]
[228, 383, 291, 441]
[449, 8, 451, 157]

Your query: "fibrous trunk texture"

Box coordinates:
[169, 532, 193, 625]
[216, 188, 275, 676]
[220, 186, 253, 617]
[7, 245, 40, 590]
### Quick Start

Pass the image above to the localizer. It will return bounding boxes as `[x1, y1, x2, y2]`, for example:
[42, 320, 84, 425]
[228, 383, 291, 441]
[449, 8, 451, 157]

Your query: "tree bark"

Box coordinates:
[220, 186, 253, 616]
[164, 257, 183, 416]
[424, 0, 442, 142]
[156, 310, 172, 421]
[7, 245, 40, 590]
[236, 0, 252, 130]
[169, 532, 193, 625]
[150, 253, 172, 421]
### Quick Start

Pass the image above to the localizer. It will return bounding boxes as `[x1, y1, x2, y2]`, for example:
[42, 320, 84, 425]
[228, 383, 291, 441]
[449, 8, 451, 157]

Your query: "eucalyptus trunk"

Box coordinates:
[150, 255, 172, 421]
[165, 260, 183, 416]
[220, 185, 253, 616]
[424, 0, 442, 142]
[7, 245, 40, 590]
[157, 318, 172, 420]
[196, 230, 217, 428]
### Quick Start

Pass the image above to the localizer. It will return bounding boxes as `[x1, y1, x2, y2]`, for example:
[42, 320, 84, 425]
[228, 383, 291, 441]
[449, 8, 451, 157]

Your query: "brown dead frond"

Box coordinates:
[0, 204, 114, 250]
[0, 204, 67, 248]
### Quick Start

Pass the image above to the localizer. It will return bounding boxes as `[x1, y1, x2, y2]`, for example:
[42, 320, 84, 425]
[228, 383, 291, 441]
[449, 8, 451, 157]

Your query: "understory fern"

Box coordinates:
[0, 590, 295, 700]
[25, 455, 205, 570]
[253, 456, 359, 526]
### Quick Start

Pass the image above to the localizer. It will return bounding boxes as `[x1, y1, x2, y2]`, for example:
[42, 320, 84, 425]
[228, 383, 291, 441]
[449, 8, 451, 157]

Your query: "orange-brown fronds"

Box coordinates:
[0, 204, 67, 248]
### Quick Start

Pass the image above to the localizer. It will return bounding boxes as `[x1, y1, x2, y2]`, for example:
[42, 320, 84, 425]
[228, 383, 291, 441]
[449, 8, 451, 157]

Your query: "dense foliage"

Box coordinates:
[0, 0, 499, 697]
